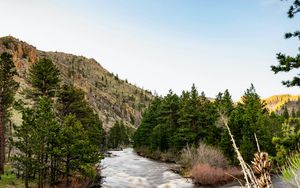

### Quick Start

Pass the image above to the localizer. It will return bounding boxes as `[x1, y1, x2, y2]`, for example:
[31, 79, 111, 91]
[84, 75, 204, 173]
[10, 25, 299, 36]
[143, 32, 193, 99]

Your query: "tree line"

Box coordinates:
[133, 84, 300, 165]
[0, 53, 106, 188]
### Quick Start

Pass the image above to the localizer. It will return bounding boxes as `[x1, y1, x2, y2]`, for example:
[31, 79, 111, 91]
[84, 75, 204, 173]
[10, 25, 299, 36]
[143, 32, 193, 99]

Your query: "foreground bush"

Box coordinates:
[281, 151, 300, 187]
[190, 164, 241, 186]
[179, 143, 228, 169]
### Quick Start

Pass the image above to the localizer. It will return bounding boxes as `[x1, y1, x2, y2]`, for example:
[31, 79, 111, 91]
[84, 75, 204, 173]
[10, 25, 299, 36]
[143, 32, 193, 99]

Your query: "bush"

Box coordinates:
[281, 150, 300, 187]
[179, 143, 228, 169]
[191, 164, 241, 186]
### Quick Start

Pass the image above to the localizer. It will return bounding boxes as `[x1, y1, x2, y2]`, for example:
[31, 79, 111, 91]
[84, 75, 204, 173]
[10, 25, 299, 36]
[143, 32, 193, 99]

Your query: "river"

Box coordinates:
[101, 148, 195, 188]
[100, 148, 292, 188]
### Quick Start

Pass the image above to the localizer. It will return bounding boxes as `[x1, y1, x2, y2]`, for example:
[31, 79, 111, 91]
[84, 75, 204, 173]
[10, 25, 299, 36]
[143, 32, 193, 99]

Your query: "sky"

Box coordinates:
[0, 0, 299, 100]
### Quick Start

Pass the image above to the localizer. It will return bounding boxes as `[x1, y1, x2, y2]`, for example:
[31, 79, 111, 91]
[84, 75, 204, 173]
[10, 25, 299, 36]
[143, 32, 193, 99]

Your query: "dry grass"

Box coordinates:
[135, 147, 178, 162]
[179, 143, 237, 186]
[41, 176, 92, 188]
[179, 143, 228, 169]
[190, 164, 241, 186]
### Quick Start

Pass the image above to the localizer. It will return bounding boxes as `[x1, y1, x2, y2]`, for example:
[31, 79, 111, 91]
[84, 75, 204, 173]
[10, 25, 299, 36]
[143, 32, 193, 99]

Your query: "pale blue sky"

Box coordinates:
[0, 0, 299, 99]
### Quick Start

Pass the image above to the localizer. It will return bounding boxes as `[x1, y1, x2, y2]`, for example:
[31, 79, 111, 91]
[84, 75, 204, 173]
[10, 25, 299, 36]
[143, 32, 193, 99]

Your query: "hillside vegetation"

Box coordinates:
[263, 94, 300, 114]
[0, 36, 153, 130]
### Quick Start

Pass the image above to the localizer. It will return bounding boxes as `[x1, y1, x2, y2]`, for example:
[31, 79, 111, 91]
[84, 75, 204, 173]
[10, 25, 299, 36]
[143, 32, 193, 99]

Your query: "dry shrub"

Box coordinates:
[136, 147, 177, 162]
[161, 151, 177, 163]
[69, 176, 91, 188]
[191, 164, 241, 186]
[179, 143, 228, 169]
[50, 176, 92, 188]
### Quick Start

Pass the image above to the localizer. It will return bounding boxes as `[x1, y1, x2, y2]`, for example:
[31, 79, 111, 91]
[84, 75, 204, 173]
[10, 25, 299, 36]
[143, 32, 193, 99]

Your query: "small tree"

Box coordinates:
[34, 97, 59, 188]
[60, 115, 99, 188]
[26, 58, 60, 100]
[108, 121, 130, 149]
[13, 108, 38, 188]
[0, 52, 18, 174]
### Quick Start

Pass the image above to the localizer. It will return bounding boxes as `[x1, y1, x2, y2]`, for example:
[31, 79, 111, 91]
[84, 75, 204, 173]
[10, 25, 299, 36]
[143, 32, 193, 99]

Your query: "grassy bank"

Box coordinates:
[135, 143, 243, 186]
[0, 165, 35, 188]
[135, 147, 178, 163]
[0, 165, 100, 188]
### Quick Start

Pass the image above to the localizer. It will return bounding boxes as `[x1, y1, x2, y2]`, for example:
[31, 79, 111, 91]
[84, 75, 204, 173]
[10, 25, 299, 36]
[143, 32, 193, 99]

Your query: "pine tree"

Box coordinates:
[222, 84, 275, 163]
[216, 90, 236, 158]
[13, 97, 101, 187]
[13, 97, 59, 187]
[215, 89, 234, 117]
[13, 108, 37, 188]
[150, 124, 168, 151]
[133, 97, 162, 148]
[159, 90, 180, 150]
[57, 84, 105, 148]
[108, 121, 130, 148]
[283, 106, 290, 120]
[26, 58, 60, 100]
[0, 52, 18, 174]
[60, 115, 99, 188]
[177, 85, 200, 146]
[271, 0, 300, 87]
[34, 97, 59, 188]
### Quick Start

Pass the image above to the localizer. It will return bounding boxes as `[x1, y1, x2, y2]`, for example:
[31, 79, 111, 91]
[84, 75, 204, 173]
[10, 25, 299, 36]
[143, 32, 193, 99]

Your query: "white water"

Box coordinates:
[101, 148, 195, 188]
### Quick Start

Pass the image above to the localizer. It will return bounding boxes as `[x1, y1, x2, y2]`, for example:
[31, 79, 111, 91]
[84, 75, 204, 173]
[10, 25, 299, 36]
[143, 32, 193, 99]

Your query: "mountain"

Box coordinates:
[0, 36, 153, 130]
[263, 94, 300, 114]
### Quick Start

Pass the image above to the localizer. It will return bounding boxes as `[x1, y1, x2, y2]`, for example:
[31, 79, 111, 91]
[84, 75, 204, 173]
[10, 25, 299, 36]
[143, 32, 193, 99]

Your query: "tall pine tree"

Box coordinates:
[0, 52, 18, 174]
[26, 58, 60, 100]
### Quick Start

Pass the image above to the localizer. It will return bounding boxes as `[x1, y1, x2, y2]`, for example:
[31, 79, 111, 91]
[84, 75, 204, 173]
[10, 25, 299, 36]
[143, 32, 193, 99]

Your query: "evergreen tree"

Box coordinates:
[283, 106, 290, 120]
[26, 58, 60, 100]
[134, 85, 219, 152]
[150, 124, 168, 151]
[14, 97, 59, 188]
[176, 85, 200, 148]
[108, 121, 130, 148]
[215, 89, 234, 117]
[273, 118, 300, 164]
[57, 84, 105, 148]
[215, 90, 236, 161]
[0, 52, 18, 174]
[133, 97, 162, 148]
[271, 0, 300, 87]
[34, 97, 59, 188]
[13, 98, 101, 187]
[197, 91, 220, 146]
[221, 85, 275, 163]
[159, 90, 180, 150]
[60, 115, 99, 188]
[13, 108, 37, 188]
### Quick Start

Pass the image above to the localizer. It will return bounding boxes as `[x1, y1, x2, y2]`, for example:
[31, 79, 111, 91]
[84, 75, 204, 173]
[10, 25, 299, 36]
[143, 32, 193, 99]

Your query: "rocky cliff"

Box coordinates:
[0, 36, 153, 130]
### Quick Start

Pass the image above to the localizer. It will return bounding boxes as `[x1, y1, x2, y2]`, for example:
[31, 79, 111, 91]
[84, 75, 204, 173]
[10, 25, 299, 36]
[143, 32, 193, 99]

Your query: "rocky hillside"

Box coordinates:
[264, 94, 300, 114]
[0, 36, 153, 130]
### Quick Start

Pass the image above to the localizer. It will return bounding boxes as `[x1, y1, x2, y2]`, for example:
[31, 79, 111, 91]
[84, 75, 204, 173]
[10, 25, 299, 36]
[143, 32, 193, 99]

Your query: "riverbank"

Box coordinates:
[134, 146, 244, 187]
[0, 164, 101, 188]
[134, 147, 188, 176]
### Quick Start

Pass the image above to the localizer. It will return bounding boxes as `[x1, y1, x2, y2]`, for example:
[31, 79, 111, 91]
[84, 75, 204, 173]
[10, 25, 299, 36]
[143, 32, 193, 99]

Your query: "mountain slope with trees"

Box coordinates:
[0, 36, 153, 130]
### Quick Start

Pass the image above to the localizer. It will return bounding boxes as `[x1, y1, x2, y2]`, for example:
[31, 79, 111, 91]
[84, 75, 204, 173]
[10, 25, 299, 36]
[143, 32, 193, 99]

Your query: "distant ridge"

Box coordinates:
[263, 94, 300, 113]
